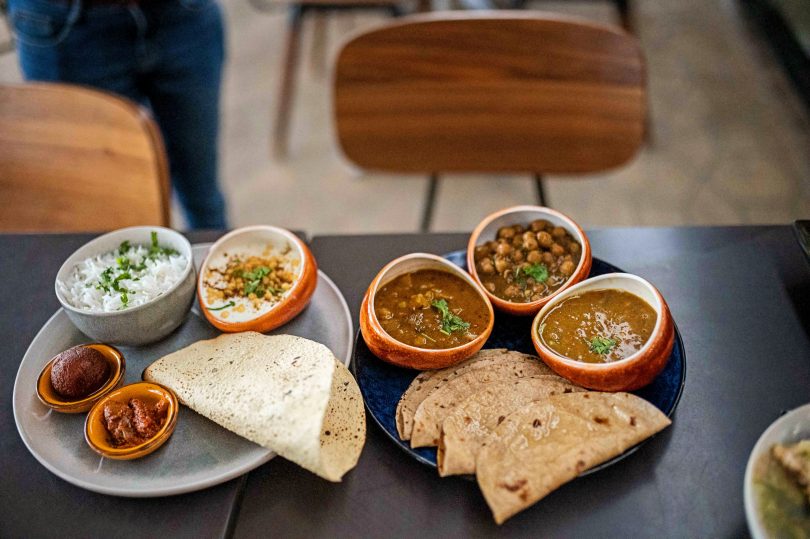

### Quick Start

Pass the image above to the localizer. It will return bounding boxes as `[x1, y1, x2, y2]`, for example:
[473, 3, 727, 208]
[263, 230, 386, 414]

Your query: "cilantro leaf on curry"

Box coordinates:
[589, 337, 617, 355]
[522, 263, 549, 283]
[515, 263, 549, 288]
[431, 299, 471, 335]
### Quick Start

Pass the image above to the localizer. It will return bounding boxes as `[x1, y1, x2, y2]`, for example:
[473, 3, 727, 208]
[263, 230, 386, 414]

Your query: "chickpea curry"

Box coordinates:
[374, 269, 490, 349]
[539, 289, 657, 363]
[473, 220, 581, 303]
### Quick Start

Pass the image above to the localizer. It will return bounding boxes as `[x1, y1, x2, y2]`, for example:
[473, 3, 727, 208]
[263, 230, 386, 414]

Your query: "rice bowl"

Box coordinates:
[59, 232, 189, 312]
[55, 227, 196, 346]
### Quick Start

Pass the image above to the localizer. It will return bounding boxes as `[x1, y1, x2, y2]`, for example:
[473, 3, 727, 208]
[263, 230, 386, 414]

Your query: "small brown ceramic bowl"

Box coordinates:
[198, 225, 318, 333]
[36, 344, 126, 414]
[531, 273, 675, 391]
[84, 382, 179, 460]
[467, 205, 592, 316]
[360, 253, 495, 370]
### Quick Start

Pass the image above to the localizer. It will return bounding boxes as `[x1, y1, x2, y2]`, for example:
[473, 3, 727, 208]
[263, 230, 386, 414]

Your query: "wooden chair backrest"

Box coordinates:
[334, 12, 646, 174]
[0, 83, 170, 232]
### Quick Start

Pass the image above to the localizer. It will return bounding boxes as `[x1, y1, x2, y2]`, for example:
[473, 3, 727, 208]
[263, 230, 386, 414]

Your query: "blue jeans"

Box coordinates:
[8, 0, 228, 229]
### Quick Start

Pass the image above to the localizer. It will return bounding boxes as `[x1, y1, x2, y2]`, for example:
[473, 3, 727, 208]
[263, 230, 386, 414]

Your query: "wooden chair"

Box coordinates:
[333, 12, 646, 231]
[0, 83, 170, 232]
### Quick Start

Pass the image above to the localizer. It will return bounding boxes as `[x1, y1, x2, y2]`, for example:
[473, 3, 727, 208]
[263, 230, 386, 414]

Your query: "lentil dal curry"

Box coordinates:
[374, 270, 489, 349]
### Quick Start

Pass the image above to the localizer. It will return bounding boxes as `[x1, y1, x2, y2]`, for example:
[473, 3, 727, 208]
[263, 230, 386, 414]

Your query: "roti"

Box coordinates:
[396, 349, 553, 441]
[144, 332, 366, 482]
[410, 359, 562, 448]
[476, 392, 671, 524]
[437, 378, 585, 476]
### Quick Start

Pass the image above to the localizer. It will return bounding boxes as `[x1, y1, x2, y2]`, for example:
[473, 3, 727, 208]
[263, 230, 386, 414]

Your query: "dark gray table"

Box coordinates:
[3, 227, 810, 538]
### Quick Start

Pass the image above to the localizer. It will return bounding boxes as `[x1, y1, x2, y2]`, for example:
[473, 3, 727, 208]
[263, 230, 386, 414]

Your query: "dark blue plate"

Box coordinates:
[352, 252, 686, 472]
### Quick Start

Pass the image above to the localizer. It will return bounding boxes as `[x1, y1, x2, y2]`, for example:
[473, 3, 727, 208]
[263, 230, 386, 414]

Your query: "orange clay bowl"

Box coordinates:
[467, 205, 592, 316]
[36, 343, 126, 414]
[360, 253, 494, 370]
[531, 273, 675, 392]
[198, 225, 317, 333]
[85, 382, 179, 460]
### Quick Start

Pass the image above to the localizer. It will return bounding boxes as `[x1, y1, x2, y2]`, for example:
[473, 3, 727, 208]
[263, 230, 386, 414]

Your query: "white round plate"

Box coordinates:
[12, 243, 353, 497]
[744, 403, 810, 539]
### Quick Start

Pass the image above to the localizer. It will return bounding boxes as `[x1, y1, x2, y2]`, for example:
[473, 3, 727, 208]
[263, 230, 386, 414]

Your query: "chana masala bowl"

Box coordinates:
[360, 253, 494, 370]
[531, 273, 675, 392]
[467, 206, 592, 316]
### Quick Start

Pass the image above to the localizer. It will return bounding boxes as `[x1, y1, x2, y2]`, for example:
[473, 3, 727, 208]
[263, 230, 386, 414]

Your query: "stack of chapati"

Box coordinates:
[145, 332, 365, 482]
[396, 349, 671, 523]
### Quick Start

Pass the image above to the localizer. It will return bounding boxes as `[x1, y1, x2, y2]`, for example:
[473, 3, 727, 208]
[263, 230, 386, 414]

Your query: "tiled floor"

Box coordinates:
[2, 0, 809, 233]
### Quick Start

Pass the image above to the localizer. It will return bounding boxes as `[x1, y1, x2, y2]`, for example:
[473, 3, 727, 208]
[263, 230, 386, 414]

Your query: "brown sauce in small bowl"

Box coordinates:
[539, 289, 657, 363]
[374, 269, 490, 349]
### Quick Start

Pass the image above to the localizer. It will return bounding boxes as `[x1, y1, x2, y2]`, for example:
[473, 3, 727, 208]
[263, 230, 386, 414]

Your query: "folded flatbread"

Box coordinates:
[144, 332, 365, 482]
[476, 392, 671, 524]
[410, 359, 561, 448]
[437, 378, 585, 476]
[396, 349, 554, 441]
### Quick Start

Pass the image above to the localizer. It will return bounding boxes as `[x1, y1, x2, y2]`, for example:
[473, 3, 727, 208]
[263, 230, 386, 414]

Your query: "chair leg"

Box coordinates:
[417, 0, 431, 12]
[615, 0, 634, 35]
[421, 174, 439, 232]
[309, 12, 328, 76]
[273, 5, 304, 159]
[388, 3, 406, 17]
[534, 173, 548, 207]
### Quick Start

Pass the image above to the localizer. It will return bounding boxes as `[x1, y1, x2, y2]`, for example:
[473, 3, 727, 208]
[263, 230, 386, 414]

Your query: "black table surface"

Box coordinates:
[2, 227, 809, 538]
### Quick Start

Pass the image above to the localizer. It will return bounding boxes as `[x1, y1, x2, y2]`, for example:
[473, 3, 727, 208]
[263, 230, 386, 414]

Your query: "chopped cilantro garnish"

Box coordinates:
[116, 255, 130, 270]
[431, 299, 471, 335]
[522, 263, 549, 283]
[514, 263, 549, 289]
[94, 230, 178, 308]
[207, 301, 235, 311]
[243, 266, 272, 296]
[589, 337, 617, 355]
[147, 231, 178, 260]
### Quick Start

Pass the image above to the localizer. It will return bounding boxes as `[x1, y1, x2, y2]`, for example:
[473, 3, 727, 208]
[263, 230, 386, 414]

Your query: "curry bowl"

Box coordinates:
[54, 226, 196, 346]
[198, 225, 318, 333]
[531, 273, 674, 391]
[360, 253, 494, 370]
[85, 382, 179, 460]
[467, 206, 592, 316]
[36, 343, 126, 413]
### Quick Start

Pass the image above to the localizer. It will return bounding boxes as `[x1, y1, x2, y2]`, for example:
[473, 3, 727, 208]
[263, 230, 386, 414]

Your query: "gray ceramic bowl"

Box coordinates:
[54, 226, 196, 346]
[744, 402, 810, 539]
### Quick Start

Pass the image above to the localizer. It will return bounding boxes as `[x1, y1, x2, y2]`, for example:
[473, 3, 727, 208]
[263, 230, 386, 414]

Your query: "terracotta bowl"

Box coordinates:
[36, 343, 126, 414]
[360, 253, 494, 370]
[467, 205, 592, 316]
[198, 225, 317, 333]
[85, 382, 179, 460]
[531, 273, 675, 391]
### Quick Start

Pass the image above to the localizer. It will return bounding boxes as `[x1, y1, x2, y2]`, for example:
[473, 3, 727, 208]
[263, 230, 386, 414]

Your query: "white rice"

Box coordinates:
[59, 242, 188, 312]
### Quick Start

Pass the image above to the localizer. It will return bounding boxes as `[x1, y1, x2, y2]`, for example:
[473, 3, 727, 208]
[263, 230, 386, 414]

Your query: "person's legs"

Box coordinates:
[141, 0, 227, 229]
[8, 0, 144, 104]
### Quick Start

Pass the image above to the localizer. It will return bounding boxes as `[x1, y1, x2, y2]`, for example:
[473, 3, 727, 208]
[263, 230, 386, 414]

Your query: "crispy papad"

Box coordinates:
[437, 377, 585, 476]
[144, 331, 365, 482]
[410, 359, 561, 448]
[476, 392, 671, 524]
